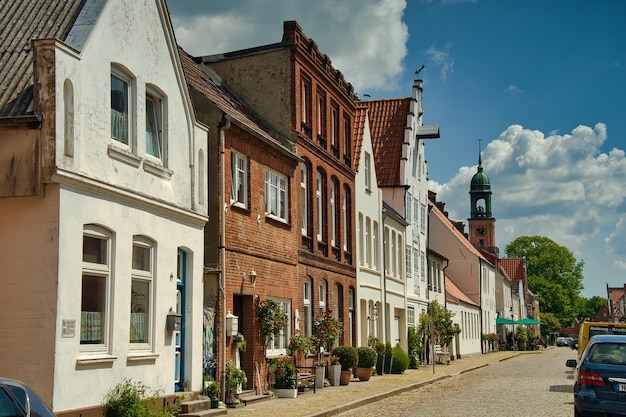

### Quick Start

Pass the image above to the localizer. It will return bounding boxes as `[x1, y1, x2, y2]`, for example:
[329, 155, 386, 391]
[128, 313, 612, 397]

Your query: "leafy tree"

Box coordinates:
[418, 300, 460, 346]
[505, 236, 584, 326]
[576, 296, 608, 321]
[256, 298, 288, 358]
[537, 311, 561, 336]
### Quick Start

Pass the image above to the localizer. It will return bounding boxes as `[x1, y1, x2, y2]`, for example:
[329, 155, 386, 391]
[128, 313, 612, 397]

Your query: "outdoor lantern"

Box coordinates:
[225, 311, 238, 336]
[166, 308, 182, 332]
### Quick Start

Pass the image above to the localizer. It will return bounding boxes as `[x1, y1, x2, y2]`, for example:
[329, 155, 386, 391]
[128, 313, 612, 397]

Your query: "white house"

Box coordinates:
[0, 0, 208, 414]
[353, 106, 385, 346]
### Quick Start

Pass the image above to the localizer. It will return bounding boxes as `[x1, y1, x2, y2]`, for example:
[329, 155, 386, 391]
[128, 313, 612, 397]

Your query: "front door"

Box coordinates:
[174, 249, 186, 391]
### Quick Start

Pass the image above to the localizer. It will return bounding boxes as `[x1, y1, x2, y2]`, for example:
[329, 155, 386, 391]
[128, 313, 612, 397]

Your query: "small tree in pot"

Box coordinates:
[355, 346, 377, 381]
[332, 346, 358, 385]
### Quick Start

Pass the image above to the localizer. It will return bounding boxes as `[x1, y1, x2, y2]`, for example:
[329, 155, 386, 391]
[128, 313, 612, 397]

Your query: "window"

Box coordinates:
[384, 227, 389, 276]
[413, 248, 419, 283]
[111, 70, 131, 145]
[301, 77, 312, 128]
[343, 185, 351, 254]
[373, 221, 379, 269]
[421, 251, 426, 282]
[301, 162, 308, 235]
[391, 230, 396, 276]
[231, 151, 248, 208]
[365, 217, 371, 267]
[364, 152, 371, 190]
[81, 227, 110, 349]
[343, 114, 352, 165]
[267, 298, 291, 355]
[331, 105, 339, 148]
[304, 278, 312, 336]
[412, 145, 418, 177]
[398, 234, 404, 279]
[131, 239, 154, 347]
[420, 204, 427, 232]
[317, 91, 326, 138]
[406, 192, 412, 222]
[145, 90, 163, 159]
[414, 198, 420, 231]
[358, 213, 364, 266]
[406, 245, 412, 279]
[407, 306, 416, 328]
[265, 169, 288, 221]
[316, 170, 325, 241]
[330, 179, 337, 247]
[319, 280, 327, 314]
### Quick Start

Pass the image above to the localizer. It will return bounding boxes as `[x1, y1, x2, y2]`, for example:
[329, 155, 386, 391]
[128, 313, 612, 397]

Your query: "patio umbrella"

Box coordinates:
[495, 317, 514, 325]
[515, 317, 545, 325]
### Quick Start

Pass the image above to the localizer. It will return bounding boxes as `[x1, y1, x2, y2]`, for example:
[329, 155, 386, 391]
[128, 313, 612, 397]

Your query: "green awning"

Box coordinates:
[515, 317, 545, 325]
[496, 317, 514, 325]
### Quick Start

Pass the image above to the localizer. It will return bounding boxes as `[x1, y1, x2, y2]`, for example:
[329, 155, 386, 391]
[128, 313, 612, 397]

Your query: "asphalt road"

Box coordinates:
[337, 347, 578, 417]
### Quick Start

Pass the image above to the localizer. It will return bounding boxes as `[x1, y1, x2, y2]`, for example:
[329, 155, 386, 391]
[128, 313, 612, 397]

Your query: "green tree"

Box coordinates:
[505, 236, 584, 326]
[418, 300, 460, 346]
[538, 311, 561, 336]
[576, 296, 608, 321]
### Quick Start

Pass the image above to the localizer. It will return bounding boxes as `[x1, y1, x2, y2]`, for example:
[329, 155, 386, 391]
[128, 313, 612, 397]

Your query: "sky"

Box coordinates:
[166, 0, 626, 299]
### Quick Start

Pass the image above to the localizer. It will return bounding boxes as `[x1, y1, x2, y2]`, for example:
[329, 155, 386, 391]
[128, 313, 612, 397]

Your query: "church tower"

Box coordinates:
[468, 140, 496, 252]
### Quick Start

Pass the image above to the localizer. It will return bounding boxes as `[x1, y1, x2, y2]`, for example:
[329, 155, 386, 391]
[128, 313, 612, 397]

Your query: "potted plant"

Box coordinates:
[383, 342, 393, 374]
[373, 339, 385, 375]
[355, 346, 376, 381]
[312, 309, 343, 354]
[327, 355, 342, 386]
[225, 361, 247, 405]
[203, 378, 220, 409]
[288, 333, 312, 366]
[332, 346, 357, 385]
[270, 357, 297, 398]
[233, 333, 246, 352]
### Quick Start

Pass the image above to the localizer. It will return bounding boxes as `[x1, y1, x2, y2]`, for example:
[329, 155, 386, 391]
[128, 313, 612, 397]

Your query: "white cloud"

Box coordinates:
[507, 84, 522, 94]
[433, 123, 626, 259]
[169, 0, 408, 94]
[425, 43, 454, 81]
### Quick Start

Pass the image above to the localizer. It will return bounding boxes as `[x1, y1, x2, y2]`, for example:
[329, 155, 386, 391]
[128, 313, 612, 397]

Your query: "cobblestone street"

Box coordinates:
[338, 347, 576, 417]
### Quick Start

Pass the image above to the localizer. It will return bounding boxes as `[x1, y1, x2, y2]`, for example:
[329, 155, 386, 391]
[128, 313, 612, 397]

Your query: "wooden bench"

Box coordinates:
[434, 344, 451, 365]
[295, 366, 316, 394]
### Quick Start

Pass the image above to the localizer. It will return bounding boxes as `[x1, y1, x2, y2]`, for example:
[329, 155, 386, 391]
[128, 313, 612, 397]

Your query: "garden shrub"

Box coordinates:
[103, 378, 174, 417]
[390, 344, 409, 374]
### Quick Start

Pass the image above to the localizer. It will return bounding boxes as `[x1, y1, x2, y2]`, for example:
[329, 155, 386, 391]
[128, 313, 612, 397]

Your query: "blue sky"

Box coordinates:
[167, 0, 626, 299]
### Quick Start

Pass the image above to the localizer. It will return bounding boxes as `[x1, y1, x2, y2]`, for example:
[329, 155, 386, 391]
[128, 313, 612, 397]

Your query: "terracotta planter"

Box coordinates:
[356, 366, 372, 381]
[339, 370, 352, 385]
[275, 388, 298, 398]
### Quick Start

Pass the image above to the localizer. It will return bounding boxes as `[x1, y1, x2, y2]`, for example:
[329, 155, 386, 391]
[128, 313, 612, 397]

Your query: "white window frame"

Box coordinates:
[342, 188, 348, 251]
[111, 67, 133, 147]
[373, 221, 379, 270]
[358, 213, 364, 266]
[364, 152, 371, 190]
[145, 87, 164, 160]
[406, 244, 412, 279]
[265, 169, 288, 222]
[319, 280, 327, 314]
[330, 180, 336, 247]
[407, 306, 416, 328]
[304, 278, 312, 336]
[316, 171, 323, 241]
[301, 163, 308, 235]
[406, 192, 412, 222]
[267, 298, 291, 356]
[231, 151, 248, 208]
[365, 217, 371, 267]
[130, 237, 154, 350]
[81, 226, 111, 353]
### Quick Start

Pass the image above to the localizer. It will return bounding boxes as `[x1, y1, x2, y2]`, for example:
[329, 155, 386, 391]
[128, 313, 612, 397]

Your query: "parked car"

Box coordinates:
[0, 377, 55, 416]
[556, 336, 571, 346]
[566, 334, 626, 417]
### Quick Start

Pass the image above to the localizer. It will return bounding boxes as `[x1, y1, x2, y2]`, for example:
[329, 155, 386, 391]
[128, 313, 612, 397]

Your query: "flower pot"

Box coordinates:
[339, 370, 352, 385]
[275, 388, 298, 398]
[384, 355, 393, 374]
[210, 398, 220, 409]
[328, 364, 341, 386]
[376, 354, 385, 375]
[356, 366, 372, 381]
[315, 366, 325, 389]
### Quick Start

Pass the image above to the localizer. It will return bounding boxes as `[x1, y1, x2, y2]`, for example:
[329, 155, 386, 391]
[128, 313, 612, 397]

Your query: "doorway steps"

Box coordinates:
[239, 389, 272, 406]
[178, 398, 226, 416]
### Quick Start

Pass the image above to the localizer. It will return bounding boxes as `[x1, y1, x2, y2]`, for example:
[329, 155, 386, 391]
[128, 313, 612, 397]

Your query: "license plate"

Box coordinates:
[618, 383, 626, 392]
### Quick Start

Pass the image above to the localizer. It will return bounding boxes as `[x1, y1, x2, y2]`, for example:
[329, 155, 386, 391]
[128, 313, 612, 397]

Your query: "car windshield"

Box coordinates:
[0, 387, 26, 417]
[588, 342, 626, 365]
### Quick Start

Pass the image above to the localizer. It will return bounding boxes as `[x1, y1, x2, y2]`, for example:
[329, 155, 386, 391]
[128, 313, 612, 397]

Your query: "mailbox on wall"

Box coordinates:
[166, 308, 182, 332]
[225, 311, 238, 336]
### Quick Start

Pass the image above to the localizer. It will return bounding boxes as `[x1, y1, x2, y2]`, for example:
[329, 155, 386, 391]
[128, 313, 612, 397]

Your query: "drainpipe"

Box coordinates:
[381, 208, 388, 345]
[219, 114, 231, 402]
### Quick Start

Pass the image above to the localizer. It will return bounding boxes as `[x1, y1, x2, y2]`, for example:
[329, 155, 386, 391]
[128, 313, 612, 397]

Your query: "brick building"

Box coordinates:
[197, 21, 358, 354]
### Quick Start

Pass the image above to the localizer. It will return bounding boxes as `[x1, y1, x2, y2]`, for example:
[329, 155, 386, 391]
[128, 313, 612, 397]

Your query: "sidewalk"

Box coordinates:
[225, 350, 521, 417]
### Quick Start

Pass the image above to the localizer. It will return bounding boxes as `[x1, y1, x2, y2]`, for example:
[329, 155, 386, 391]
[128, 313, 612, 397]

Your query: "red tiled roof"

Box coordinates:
[446, 276, 479, 307]
[498, 258, 526, 281]
[359, 98, 410, 186]
[352, 106, 368, 171]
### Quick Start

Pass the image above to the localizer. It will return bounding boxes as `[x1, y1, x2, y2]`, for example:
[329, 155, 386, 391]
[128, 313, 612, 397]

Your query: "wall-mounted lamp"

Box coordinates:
[242, 269, 258, 286]
[368, 304, 379, 321]
[166, 307, 182, 332]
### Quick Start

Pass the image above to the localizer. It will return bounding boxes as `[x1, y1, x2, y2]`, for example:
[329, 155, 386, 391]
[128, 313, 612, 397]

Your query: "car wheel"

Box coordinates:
[573, 406, 585, 417]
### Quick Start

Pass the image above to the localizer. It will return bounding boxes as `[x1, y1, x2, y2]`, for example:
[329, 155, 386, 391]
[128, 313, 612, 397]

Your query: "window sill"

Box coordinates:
[143, 159, 173, 180]
[108, 144, 141, 167]
[76, 353, 117, 365]
[127, 352, 159, 363]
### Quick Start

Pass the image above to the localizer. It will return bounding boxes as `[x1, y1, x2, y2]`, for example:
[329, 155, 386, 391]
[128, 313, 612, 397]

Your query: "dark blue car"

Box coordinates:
[0, 378, 55, 417]
[566, 334, 626, 417]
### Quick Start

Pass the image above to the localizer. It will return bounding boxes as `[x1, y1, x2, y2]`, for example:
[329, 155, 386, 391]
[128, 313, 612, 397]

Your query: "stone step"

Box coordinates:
[179, 398, 226, 417]
[240, 393, 271, 406]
